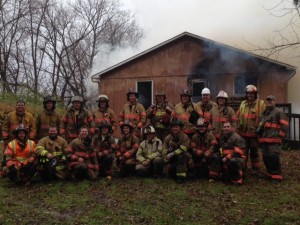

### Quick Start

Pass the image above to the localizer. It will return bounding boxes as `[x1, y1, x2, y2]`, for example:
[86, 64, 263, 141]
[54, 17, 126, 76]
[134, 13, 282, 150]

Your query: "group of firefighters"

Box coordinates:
[0, 84, 288, 186]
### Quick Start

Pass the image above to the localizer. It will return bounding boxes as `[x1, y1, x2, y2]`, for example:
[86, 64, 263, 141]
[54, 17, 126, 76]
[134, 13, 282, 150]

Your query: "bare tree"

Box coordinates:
[248, 1, 300, 59]
[0, 0, 143, 102]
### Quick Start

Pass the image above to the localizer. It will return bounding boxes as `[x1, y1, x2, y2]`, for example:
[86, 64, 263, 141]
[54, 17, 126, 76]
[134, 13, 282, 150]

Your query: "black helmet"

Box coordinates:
[43, 95, 56, 104]
[13, 124, 29, 136]
[170, 117, 184, 127]
[180, 89, 192, 97]
[127, 88, 139, 101]
[120, 120, 134, 132]
[98, 121, 112, 133]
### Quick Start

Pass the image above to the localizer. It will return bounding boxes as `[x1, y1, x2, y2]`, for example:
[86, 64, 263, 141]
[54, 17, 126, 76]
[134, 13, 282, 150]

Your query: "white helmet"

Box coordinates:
[144, 126, 156, 134]
[217, 90, 228, 99]
[97, 94, 109, 102]
[201, 88, 211, 95]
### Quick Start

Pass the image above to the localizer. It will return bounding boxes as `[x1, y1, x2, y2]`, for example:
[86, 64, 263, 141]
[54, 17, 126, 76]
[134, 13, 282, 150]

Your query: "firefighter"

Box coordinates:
[219, 121, 246, 185]
[172, 89, 202, 139]
[36, 95, 61, 140]
[257, 95, 288, 182]
[136, 126, 163, 178]
[92, 121, 117, 181]
[2, 99, 36, 142]
[146, 91, 174, 141]
[93, 94, 118, 134]
[35, 126, 69, 181]
[115, 120, 139, 177]
[60, 96, 95, 143]
[237, 85, 266, 174]
[190, 118, 219, 179]
[163, 118, 190, 183]
[196, 88, 218, 129]
[211, 91, 237, 141]
[4, 124, 36, 186]
[67, 127, 98, 181]
[118, 88, 146, 139]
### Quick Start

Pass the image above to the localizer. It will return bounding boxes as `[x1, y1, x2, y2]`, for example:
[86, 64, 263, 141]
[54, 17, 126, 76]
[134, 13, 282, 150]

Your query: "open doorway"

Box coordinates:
[137, 81, 153, 109]
[191, 79, 207, 102]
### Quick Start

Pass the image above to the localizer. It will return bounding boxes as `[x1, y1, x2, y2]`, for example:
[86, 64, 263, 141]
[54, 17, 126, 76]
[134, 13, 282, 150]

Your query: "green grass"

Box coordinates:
[0, 151, 299, 225]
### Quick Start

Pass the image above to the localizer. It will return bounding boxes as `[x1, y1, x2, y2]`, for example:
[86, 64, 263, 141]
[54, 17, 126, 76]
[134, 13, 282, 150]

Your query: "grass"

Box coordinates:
[0, 150, 299, 225]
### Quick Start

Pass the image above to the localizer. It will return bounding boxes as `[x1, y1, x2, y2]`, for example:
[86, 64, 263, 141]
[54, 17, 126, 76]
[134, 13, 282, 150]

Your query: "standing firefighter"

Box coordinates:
[115, 120, 139, 177]
[219, 122, 246, 185]
[237, 85, 266, 174]
[136, 126, 163, 178]
[211, 91, 237, 141]
[172, 89, 202, 139]
[67, 127, 98, 181]
[2, 99, 36, 142]
[35, 127, 68, 181]
[36, 96, 61, 140]
[196, 88, 218, 129]
[190, 118, 219, 179]
[146, 91, 173, 141]
[92, 121, 117, 181]
[119, 89, 146, 139]
[60, 96, 95, 143]
[4, 124, 36, 186]
[93, 94, 118, 134]
[257, 95, 288, 182]
[163, 118, 190, 183]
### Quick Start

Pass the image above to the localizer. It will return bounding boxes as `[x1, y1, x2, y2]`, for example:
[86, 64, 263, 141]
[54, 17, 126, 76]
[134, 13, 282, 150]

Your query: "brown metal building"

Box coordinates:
[91, 32, 296, 115]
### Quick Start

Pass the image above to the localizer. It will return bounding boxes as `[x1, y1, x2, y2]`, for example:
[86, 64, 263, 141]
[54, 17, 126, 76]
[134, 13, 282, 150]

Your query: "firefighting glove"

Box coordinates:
[49, 157, 58, 167]
[167, 152, 175, 159]
[142, 160, 150, 167]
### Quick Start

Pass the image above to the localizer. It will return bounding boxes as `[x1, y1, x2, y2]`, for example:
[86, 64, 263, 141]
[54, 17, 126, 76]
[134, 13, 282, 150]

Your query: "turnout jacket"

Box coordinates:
[190, 131, 218, 156]
[237, 99, 266, 137]
[162, 132, 190, 157]
[36, 110, 61, 140]
[67, 138, 99, 171]
[93, 108, 118, 133]
[2, 111, 36, 141]
[60, 107, 95, 141]
[196, 100, 218, 125]
[211, 105, 237, 139]
[115, 134, 139, 159]
[146, 102, 173, 129]
[35, 136, 68, 169]
[4, 139, 36, 168]
[136, 136, 163, 164]
[119, 102, 146, 130]
[258, 106, 289, 144]
[219, 132, 246, 160]
[172, 103, 202, 135]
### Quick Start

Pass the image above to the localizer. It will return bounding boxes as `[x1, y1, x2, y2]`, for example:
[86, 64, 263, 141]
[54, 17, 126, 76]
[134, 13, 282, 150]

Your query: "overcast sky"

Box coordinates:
[91, 0, 300, 112]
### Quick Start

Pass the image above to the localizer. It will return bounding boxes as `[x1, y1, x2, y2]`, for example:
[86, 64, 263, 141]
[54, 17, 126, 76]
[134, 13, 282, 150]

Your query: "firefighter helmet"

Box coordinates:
[13, 124, 29, 136]
[216, 90, 228, 99]
[201, 88, 211, 95]
[245, 85, 258, 93]
[170, 117, 184, 127]
[97, 94, 109, 102]
[144, 126, 156, 134]
[127, 88, 139, 98]
[43, 95, 56, 104]
[180, 89, 191, 97]
[71, 96, 83, 103]
[155, 90, 166, 97]
[98, 121, 112, 132]
[120, 120, 134, 131]
[196, 118, 208, 127]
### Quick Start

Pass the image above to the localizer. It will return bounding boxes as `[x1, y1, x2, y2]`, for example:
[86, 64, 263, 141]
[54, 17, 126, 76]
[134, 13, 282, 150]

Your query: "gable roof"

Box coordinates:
[91, 31, 296, 82]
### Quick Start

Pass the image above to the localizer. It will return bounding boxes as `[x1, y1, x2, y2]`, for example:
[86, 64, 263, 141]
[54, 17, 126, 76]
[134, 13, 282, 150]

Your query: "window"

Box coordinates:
[234, 75, 257, 95]
[191, 79, 206, 102]
[137, 81, 153, 109]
